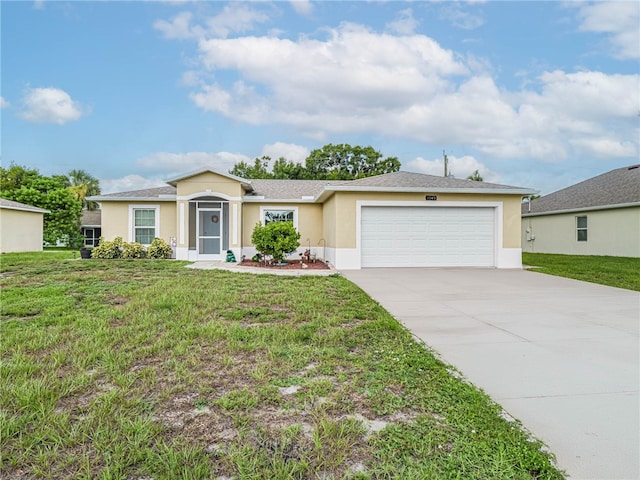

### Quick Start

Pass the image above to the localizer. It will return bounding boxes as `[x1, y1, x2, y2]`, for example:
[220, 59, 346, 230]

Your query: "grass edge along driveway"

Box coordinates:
[1, 252, 565, 479]
[522, 252, 640, 292]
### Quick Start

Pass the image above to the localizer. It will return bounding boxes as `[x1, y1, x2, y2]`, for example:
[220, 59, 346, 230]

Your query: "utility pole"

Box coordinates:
[443, 150, 449, 177]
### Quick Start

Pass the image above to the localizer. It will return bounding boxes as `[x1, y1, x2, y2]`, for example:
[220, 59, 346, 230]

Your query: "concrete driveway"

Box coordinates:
[342, 268, 639, 480]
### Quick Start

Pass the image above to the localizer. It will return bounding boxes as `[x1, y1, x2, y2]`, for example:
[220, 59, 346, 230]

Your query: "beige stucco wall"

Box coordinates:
[322, 194, 337, 249]
[100, 201, 176, 244]
[329, 192, 524, 249]
[175, 172, 244, 198]
[242, 203, 323, 247]
[0, 208, 45, 253]
[522, 206, 640, 257]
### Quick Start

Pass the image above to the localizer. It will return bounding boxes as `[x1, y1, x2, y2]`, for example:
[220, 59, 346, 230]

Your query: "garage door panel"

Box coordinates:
[361, 206, 495, 268]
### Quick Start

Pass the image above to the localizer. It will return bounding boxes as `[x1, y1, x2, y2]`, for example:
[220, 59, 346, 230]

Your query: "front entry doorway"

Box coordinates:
[189, 198, 230, 261]
[198, 208, 223, 259]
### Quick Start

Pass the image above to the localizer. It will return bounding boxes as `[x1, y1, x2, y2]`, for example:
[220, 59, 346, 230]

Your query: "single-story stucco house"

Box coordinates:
[0, 198, 50, 253]
[89, 168, 535, 269]
[522, 164, 640, 258]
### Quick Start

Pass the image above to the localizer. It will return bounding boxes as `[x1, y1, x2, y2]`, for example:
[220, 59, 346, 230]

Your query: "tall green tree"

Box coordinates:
[271, 157, 308, 179]
[68, 169, 101, 210]
[467, 170, 484, 182]
[0, 164, 83, 246]
[228, 144, 400, 180]
[0, 163, 39, 192]
[229, 156, 273, 179]
[304, 144, 400, 180]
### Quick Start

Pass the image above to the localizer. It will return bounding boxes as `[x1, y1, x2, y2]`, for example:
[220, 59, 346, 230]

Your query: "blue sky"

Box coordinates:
[2, 0, 638, 194]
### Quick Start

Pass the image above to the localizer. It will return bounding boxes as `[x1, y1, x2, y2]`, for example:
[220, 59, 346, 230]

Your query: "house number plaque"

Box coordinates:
[425, 195, 438, 201]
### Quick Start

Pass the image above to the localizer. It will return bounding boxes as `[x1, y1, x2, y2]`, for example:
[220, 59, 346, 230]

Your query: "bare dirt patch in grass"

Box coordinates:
[1, 254, 565, 479]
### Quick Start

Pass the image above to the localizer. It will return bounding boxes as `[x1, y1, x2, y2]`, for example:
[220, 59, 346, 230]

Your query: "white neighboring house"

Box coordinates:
[522, 165, 640, 258]
[0, 199, 50, 253]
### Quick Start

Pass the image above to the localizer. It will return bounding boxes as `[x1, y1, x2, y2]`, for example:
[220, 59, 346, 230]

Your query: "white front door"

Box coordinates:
[197, 209, 223, 259]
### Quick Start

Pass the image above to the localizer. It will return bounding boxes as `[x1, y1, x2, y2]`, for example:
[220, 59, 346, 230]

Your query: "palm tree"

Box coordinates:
[68, 169, 101, 210]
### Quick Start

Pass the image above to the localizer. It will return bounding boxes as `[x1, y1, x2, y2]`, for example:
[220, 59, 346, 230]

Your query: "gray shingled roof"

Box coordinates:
[81, 209, 102, 226]
[248, 179, 329, 199]
[523, 164, 640, 215]
[338, 171, 528, 190]
[91, 186, 176, 200]
[0, 198, 50, 213]
[93, 170, 533, 201]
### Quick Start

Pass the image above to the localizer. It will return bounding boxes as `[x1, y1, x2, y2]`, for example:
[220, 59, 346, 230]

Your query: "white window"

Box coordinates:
[260, 206, 298, 229]
[576, 215, 587, 242]
[129, 205, 160, 245]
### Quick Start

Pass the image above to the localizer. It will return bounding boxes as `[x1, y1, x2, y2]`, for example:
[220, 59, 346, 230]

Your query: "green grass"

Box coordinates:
[523, 252, 640, 291]
[1, 252, 565, 479]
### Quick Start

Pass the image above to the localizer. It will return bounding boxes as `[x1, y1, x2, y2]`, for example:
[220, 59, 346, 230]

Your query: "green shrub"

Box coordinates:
[251, 221, 301, 263]
[121, 242, 146, 259]
[91, 237, 124, 259]
[147, 238, 172, 259]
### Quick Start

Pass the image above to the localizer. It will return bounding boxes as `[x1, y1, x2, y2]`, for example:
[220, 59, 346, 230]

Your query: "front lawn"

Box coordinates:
[1, 253, 564, 479]
[522, 252, 640, 291]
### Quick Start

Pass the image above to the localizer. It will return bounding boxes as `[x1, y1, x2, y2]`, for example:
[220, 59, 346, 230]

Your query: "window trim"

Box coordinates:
[260, 206, 298, 230]
[128, 205, 160, 245]
[576, 215, 587, 242]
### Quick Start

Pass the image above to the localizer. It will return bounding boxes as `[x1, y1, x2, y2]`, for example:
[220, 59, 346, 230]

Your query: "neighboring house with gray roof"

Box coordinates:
[89, 168, 535, 269]
[522, 165, 640, 258]
[0, 199, 50, 253]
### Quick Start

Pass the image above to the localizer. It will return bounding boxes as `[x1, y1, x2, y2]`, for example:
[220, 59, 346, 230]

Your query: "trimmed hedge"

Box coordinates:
[91, 237, 172, 259]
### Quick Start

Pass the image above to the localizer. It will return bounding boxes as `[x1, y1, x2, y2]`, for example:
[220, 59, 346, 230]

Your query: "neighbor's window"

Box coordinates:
[133, 208, 156, 244]
[576, 215, 587, 242]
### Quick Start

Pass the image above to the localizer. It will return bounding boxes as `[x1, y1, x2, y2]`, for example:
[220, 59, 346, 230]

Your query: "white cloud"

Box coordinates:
[386, 8, 419, 35]
[154, 11, 200, 39]
[33, 0, 45, 10]
[576, 1, 640, 59]
[192, 23, 467, 125]
[19, 87, 87, 125]
[163, 15, 638, 165]
[135, 151, 251, 175]
[0, 96, 9, 109]
[290, 0, 313, 16]
[569, 137, 637, 158]
[261, 142, 310, 163]
[439, 3, 484, 30]
[99, 175, 167, 195]
[405, 155, 501, 183]
[154, 4, 269, 40]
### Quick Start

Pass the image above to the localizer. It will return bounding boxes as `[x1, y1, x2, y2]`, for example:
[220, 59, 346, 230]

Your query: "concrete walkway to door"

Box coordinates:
[342, 268, 639, 480]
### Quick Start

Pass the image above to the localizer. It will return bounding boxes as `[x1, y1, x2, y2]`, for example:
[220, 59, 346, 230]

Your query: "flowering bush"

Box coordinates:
[147, 237, 172, 259]
[91, 237, 172, 259]
[91, 237, 124, 259]
[121, 241, 146, 259]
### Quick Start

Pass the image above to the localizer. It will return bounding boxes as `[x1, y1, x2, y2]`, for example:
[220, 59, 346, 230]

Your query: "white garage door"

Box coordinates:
[361, 206, 495, 267]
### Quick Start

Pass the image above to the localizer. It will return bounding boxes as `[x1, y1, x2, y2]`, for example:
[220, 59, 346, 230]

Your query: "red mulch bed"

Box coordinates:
[239, 259, 330, 270]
